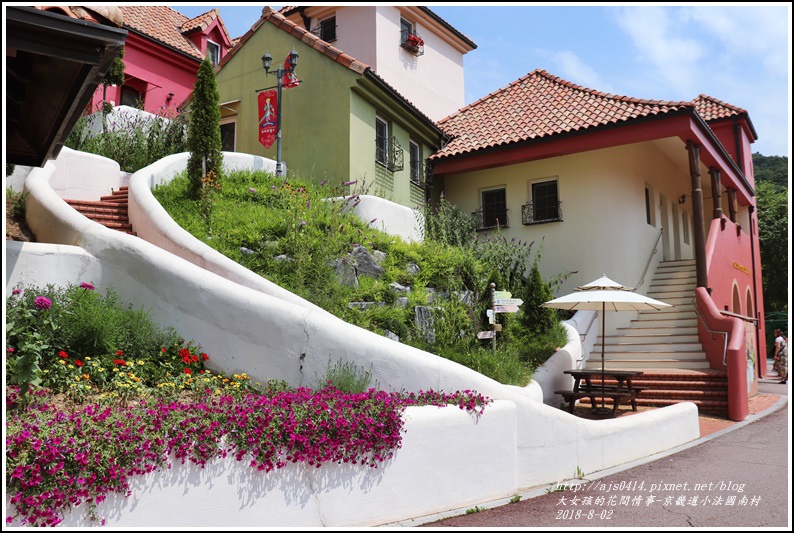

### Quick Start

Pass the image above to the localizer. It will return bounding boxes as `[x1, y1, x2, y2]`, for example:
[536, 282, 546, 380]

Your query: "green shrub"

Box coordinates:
[318, 358, 378, 393]
[64, 109, 187, 173]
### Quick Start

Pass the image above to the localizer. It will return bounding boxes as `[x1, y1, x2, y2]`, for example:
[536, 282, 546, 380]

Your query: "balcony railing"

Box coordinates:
[410, 160, 434, 189]
[473, 205, 509, 231]
[377, 136, 404, 172]
[400, 30, 424, 56]
[521, 200, 562, 225]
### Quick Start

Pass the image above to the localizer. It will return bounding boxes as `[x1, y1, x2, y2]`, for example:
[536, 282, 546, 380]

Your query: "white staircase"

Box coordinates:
[596, 260, 710, 370]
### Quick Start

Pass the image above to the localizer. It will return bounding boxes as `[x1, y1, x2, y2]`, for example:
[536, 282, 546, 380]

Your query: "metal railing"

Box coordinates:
[633, 227, 663, 290]
[472, 205, 509, 230]
[521, 200, 562, 225]
[692, 293, 729, 366]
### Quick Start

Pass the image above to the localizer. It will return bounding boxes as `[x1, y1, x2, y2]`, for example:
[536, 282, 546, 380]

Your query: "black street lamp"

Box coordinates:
[262, 48, 299, 177]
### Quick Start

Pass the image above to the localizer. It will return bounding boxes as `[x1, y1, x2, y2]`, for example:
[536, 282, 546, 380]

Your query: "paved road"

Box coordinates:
[418, 370, 790, 528]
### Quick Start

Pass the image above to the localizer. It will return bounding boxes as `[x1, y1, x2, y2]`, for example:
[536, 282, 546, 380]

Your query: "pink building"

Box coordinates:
[40, 6, 236, 117]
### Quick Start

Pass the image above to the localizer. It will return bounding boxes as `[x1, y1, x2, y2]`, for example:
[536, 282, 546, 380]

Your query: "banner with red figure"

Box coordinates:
[258, 90, 278, 148]
[282, 54, 300, 89]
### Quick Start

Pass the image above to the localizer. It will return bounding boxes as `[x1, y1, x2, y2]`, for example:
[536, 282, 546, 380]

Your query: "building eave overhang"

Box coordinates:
[434, 109, 754, 202]
[6, 6, 128, 167]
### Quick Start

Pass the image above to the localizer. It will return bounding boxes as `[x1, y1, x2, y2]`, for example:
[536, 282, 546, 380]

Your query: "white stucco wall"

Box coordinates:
[5, 150, 701, 525]
[442, 142, 696, 334]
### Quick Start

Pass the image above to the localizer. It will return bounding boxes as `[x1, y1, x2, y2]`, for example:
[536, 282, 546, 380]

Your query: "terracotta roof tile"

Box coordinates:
[118, 6, 203, 60]
[260, 7, 370, 74]
[180, 8, 217, 33]
[693, 94, 747, 121]
[433, 70, 694, 159]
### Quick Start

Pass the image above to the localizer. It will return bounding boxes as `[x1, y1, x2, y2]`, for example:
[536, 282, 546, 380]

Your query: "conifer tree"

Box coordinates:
[186, 56, 223, 198]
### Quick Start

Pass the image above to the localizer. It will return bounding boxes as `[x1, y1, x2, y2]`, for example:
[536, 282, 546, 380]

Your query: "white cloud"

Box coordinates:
[548, 50, 614, 94]
[612, 6, 706, 97]
[683, 6, 790, 75]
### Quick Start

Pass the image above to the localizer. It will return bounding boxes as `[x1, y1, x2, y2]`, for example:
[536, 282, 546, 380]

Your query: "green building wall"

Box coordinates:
[215, 20, 439, 208]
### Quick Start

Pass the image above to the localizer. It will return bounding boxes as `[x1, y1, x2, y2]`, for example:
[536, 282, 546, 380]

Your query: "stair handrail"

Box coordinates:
[633, 227, 663, 290]
[577, 310, 599, 362]
[692, 293, 728, 365]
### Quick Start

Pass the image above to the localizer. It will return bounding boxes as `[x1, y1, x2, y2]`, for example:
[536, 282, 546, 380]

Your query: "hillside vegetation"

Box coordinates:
[153, 169, 570, 386]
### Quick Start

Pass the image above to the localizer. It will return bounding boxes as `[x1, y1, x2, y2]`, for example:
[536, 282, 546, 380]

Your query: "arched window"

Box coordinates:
[732, 284, 742, 315]
[120, 85, 142, 108]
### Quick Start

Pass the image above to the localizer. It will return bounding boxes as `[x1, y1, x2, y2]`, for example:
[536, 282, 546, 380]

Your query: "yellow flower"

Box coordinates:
[59, 360, 66, 366]
[83, 373, 90, 380]
[85, 356, 91, 361]
[112, 368, 119, 372]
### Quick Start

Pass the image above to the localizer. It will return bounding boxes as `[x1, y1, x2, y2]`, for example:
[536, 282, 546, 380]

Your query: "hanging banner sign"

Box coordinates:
[258, 90, 278, 148]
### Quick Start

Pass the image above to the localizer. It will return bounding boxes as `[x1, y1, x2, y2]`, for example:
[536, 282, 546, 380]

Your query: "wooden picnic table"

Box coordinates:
[556, 369, 644, 417]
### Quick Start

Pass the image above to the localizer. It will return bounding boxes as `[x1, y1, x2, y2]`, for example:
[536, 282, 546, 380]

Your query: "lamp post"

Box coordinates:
[261, 49, 299, 177]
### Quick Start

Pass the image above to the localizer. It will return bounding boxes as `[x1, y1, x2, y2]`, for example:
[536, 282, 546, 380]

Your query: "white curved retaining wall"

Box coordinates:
[6, 150, 701, 526]
[6, 401, 517, 528]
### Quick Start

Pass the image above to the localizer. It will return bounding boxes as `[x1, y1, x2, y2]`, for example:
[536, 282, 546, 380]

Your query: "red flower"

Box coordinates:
[116, 350, 124, 356]
[161, 347, 167, 353]
[58, 351, 69, 359]
[75, 360, 83, 367]
[113, 359, 127, 366]
[201, 353, 209, 361]
[183, 368, 192, 375]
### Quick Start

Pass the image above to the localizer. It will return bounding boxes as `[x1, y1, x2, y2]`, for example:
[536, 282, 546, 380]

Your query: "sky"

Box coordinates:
[170, 3, 791, 158]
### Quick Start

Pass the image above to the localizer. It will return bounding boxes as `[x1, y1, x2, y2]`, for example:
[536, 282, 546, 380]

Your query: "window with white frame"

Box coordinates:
[479, 187, 508, 230]
[409, 141, 421, 185]
[375, 116, 389, 167]
[522, 178, 560, 225]
[206, 40, 220, 66]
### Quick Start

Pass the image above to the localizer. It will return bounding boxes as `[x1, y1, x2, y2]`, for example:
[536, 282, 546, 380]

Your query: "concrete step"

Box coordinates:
[602, 334, 701, 344]
[599, 359, 711, 370]
[601, 342, 704, 353]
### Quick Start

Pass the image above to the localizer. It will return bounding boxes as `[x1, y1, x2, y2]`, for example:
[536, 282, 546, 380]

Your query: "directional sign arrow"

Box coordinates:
[495, 298, 523, 306]
[493, 291, 512, 299]
[477, 331, 495, 340]
[494, 305, 520, 313]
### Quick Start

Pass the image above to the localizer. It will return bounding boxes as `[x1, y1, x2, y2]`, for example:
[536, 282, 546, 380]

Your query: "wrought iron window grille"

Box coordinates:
[400, 30, 424, 56]
[521, 200, 563, 225]
[376, 136, 403, 172]
[473, 205, 509, 231]
[311, 17, 337, 42]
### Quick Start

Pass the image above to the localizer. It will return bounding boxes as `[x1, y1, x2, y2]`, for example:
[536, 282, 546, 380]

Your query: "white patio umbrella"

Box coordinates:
[542, 275, 672, 415]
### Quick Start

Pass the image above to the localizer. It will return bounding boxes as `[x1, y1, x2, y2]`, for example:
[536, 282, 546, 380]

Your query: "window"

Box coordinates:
[400, 18, 414, 42]
[521, 179, 560, 225]
[682, 210, 690, 245]
[120, 85, 142, 108]
[478, 188, 508, 230]
[644, 183, 656, 227]
[220, 120, 236, 152]
[375, 117, 389, 167]
[409, 141, 421, 185]
[206, 40, 220, 66]
[317, 16, 336, 42]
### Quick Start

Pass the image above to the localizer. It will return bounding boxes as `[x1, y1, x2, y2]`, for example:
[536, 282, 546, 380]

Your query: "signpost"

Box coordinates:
[483, 283, 523, 351]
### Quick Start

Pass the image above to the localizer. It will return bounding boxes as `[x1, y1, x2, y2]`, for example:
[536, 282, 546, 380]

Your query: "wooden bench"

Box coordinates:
[555, 387, 644, 417]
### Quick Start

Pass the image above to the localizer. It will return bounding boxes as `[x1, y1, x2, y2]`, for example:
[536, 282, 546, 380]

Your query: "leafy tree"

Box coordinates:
[186, 56, 223, 198]
[753, 152, 788, 188]
[756, 179, 788, 312]
[100, 46, 125, 129]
